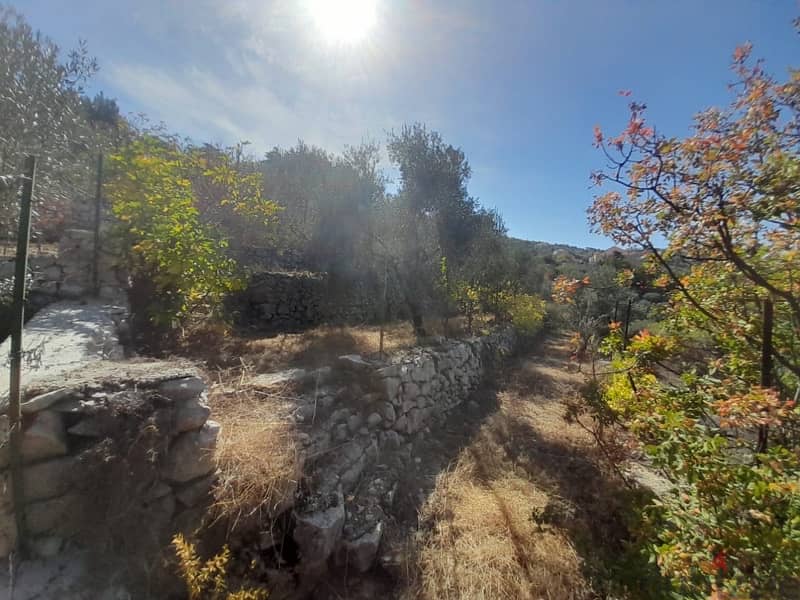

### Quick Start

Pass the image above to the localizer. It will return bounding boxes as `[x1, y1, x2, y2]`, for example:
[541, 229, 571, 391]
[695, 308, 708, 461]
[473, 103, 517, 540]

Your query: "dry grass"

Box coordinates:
[178, 314, 493, 373]
[402, 336, 633, 600]
[209, 384, 302, 530]
[410, 459, 587, 600]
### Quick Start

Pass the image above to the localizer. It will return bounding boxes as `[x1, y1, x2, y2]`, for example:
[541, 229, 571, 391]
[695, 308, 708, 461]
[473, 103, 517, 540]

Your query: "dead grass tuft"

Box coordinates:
[173, 315, 495, 372]
[209, 385, 302, 530]
[408, 456, 589, 600]
[401, 335, 638, 600]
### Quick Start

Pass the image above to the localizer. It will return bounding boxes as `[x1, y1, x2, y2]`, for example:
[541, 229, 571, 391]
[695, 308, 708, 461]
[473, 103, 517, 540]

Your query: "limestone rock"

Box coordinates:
[174, 397, 211, 433]
[366, 413, 382, 428]
[67, 417, 103, 437]
[337, 354, 372, 372]
[293, 489, 345, 567]
[147, 481, 173, 500]
[163, 421, 220, 483]
[339, 454, 366, 491]
[21, 388, 72, 415]
[0, 515, 17, 558]
[393, 415, 408, 433]
[380, 402, 396, 423]
[341, 522, 383, 573]
[175, 473, 216, 507]
[333, 423, 349, 443]
[347, 414, 363, 434]
[380, 430, 402, 451]
[251, 369, 309, 389]
[23, 455, 76, 501]
[293, 403, 317, 423]
[158, 376, 205, 403]
[22, 411, 68, 463]
[382, 376, 401, 402]
[26, 492, 82, 536]
[145, 491, 177, 532]
[401, 382, 419, 400]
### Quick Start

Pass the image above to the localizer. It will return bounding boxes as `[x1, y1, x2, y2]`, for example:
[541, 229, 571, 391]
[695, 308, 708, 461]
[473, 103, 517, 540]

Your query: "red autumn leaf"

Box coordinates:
[712, 551, 728, 573]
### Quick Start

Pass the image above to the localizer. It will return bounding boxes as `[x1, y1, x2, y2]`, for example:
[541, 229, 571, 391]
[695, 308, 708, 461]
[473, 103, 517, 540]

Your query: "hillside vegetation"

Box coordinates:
[1, 5, 799, 600]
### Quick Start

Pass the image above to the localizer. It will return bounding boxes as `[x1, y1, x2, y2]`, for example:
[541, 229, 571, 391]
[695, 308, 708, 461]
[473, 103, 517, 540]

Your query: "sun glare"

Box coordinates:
[307, 0, 377, 44]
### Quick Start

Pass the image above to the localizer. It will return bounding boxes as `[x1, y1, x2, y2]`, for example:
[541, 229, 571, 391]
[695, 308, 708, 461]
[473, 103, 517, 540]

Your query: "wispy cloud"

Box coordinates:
[100, 0, 477, 156]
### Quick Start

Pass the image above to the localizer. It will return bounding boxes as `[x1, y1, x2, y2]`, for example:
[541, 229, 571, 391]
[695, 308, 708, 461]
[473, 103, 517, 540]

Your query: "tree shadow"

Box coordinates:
[384, 336, 667, 599]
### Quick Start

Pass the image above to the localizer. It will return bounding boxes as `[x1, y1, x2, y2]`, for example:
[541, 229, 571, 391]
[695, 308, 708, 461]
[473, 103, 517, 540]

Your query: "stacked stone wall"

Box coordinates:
[0, 364, 217, 559]
[0, 228, 125, 303]
[231, 271, 388, 332]
[272, 327, 517, 577]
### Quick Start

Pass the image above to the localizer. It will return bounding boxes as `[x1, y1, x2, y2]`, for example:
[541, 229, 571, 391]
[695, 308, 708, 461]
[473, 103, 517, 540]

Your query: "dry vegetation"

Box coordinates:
[402, 336, 645, 600]
[208, 384, 302, 530]
[202, 316, 492, 528]
[178, 314, 493, 374]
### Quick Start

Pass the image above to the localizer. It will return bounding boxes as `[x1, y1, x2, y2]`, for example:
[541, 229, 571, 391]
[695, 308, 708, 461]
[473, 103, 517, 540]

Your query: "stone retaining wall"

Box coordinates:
[0, 228, 125, 303]
[269, 326, 516, 578]
[0, 363, 217, 559]
[231, 271, 396, 332]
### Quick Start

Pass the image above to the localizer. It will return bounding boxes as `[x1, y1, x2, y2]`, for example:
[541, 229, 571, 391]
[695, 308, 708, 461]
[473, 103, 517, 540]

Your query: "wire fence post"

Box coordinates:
[622, 298, 632, 348]
[8, 154, 36, 558]
[379, 257, 387, 357]
[91, 152, 103, 297]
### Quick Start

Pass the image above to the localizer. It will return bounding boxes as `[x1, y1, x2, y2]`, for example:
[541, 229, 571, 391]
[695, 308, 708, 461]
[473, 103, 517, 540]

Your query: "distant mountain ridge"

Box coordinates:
[506, 237, 647, 264]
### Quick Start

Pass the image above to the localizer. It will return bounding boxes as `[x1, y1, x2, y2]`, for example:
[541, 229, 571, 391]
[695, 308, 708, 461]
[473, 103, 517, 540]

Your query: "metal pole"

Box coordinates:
[91, 152, 103, 297]
[623, 298, 632, 348]
[379, 257, 387, 357]
[9, 154, 36, 557]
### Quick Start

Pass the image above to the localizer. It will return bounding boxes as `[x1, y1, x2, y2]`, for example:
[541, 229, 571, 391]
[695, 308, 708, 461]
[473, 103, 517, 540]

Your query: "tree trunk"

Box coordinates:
[756, 297, 774, 454]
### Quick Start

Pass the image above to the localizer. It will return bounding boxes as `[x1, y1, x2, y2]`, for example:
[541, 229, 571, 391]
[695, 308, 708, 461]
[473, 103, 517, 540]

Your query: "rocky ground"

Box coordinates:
[311, 333, 656, 599]
[0, 300, 127, 401]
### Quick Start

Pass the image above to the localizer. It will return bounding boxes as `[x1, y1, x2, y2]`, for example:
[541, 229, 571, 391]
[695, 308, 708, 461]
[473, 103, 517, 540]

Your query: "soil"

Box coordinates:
[311, 333, 654, 599]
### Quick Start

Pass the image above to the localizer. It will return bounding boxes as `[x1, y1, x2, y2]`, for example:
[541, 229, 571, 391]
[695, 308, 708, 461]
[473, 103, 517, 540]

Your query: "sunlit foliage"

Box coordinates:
[107, 137, 245, 326]
[587, 35, 800, 598]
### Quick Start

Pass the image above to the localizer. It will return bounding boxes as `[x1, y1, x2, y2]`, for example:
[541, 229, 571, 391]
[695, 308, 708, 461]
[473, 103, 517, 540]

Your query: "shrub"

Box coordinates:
[498, 291, 546, 336]
[172, 534, 268, 600]
[107, 137, 243, 327]
[591, 328, 800, 598]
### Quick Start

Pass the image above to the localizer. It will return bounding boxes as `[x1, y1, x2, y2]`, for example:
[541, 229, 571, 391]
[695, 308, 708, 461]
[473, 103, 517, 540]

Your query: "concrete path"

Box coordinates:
[0, 300, 126, 401]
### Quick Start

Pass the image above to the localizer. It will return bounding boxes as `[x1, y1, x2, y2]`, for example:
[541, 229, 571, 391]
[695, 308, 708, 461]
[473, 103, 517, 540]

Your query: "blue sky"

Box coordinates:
[12, 0, 800, 246]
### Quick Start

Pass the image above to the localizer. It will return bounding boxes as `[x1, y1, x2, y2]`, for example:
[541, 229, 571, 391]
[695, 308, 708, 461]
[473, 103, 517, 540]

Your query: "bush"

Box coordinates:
[172, 534, 268, 600]
[590, 327, 800, 598]
[107, 137, 243, 328]
[498, 291, 546, 336]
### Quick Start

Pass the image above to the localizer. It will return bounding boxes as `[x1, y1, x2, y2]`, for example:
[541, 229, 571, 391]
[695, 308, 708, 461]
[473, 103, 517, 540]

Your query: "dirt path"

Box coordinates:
[312, 333, 657, 599]
[368, 337, 648, 599]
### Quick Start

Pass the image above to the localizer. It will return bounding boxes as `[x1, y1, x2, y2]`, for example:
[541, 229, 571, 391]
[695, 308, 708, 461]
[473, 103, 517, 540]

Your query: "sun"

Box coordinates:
[307, 0, 377, 44]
